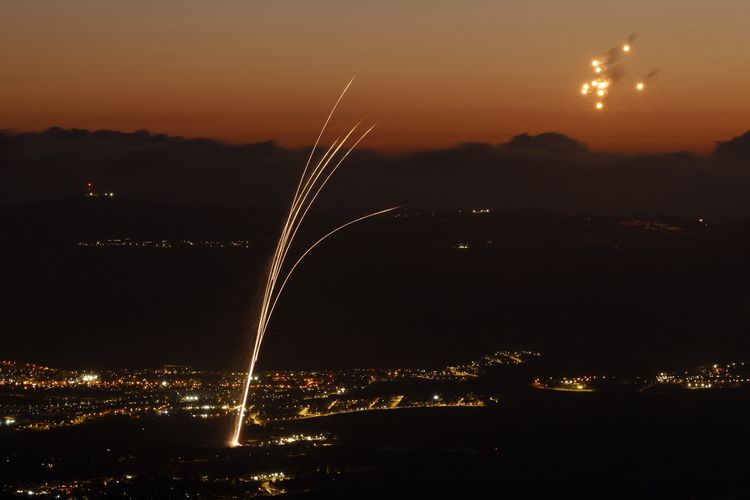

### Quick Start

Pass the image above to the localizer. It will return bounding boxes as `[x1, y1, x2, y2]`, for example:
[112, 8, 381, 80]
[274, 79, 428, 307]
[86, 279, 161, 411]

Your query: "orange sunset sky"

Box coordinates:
[1, 0, 749, 153]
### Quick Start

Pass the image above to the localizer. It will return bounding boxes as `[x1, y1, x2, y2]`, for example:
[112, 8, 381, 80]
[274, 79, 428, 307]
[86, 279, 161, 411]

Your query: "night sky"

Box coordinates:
[2, 1, 750, 370]
[2, 0, 749, 153]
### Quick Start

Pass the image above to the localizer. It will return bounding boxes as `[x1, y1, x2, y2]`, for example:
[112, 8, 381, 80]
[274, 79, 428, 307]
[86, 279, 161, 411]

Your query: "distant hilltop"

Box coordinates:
[3, 127, 750, 219]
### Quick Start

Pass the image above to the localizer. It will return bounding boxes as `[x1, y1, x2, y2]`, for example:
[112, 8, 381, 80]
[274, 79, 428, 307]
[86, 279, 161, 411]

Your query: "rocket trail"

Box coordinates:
[296, 77, 355, 201]
[263, 205, 401, 337]
[230, 80, 396, 447]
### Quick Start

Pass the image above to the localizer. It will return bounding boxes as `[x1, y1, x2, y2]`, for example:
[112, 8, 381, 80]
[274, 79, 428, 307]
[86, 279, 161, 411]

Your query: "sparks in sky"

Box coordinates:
[579, 34, 657, 111]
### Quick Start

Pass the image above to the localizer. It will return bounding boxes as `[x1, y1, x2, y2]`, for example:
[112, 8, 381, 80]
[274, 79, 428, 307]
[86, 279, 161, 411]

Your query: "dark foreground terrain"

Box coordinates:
[2, 387, 749, 499]
[4, 198, 750, 374]
[3, 198, 750, 498]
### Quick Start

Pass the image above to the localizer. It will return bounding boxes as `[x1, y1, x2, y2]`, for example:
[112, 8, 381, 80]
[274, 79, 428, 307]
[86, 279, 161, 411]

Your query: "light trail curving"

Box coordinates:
[230, 79, 395, 447]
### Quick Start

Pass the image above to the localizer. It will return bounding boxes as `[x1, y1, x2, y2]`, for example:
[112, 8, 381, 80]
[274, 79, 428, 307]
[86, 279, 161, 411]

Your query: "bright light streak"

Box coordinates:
[595, 102, 604, 110]
[636, 82, 645, 91]
[264, 205, 401, 331]
[229, 80, 398, 448]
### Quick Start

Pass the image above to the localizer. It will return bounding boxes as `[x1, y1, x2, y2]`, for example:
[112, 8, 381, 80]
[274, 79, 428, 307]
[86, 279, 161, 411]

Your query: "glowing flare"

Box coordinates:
[580, 36, 653, 111]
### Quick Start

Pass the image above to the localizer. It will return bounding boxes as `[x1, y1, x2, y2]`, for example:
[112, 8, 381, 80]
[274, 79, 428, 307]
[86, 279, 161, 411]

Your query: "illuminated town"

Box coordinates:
[2, 352, 749, 497]
[4, 353, 750, 436]
[0, 351, 540, 434]
[77, 238, 257, 249]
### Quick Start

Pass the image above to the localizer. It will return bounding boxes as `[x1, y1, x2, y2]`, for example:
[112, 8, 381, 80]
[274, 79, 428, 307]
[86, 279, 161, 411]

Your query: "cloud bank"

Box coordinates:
[2, 127, 750, 218]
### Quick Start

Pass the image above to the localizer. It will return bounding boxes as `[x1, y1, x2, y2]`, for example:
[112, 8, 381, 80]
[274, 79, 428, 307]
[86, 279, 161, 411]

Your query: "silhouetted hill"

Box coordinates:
[714, 130, 750, 164]
[0, 196, 280, 244]
[502, 132, 588, 153]
[4, 198, 750, 373]
[4, 127, 750, 218]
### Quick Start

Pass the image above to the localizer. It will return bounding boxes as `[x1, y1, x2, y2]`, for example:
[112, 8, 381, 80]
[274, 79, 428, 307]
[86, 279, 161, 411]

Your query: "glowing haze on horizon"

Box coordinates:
[1, 0, 749, 153]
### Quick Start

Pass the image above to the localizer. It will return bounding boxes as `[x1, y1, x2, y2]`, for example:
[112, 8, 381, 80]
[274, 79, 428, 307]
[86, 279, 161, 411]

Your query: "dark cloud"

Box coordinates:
[3, 127, 750, 219]
[714, 131, 750, 164]
[0, 127, 298, 208]
[502, 132, 588, 153]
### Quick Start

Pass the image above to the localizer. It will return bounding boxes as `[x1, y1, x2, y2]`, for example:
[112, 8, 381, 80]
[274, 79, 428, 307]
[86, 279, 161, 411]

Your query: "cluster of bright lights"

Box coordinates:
[580, 49, 626, 110]
[580, 35, 651, 111]
[230, 78, 400, 447]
